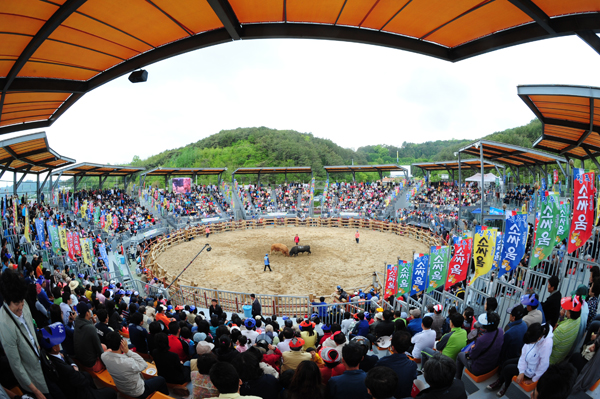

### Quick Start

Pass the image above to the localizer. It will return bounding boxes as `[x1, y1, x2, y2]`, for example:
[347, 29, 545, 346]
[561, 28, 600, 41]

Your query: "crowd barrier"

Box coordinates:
[141, 218, 444, 315]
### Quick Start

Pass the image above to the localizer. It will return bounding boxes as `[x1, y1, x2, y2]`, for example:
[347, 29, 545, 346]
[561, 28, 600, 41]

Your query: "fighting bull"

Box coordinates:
[270, 243, 290, 257]
[290, 245, 311, 256]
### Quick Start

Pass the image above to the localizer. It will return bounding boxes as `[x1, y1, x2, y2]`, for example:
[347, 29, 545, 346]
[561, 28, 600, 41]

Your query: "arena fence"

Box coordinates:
[142, 218, 444, 316]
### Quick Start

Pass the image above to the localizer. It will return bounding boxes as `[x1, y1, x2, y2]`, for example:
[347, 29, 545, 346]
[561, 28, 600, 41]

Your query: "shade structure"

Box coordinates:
[51, 162, 145, 177]
[519, 85, 600, 160]
[412, 158, 504, 172]
[233, 167, 312, 175]
[324, 164, 407, 174]
[2, 1, 600, 135]
[140, 167, 227, 176]
[0, 131, 74, 175]
[458, 139, 566, 167]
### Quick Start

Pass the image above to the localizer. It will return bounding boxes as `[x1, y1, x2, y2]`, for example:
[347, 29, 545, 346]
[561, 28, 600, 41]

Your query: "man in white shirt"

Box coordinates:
[101, 331, 168, 399]
[411, 316, 436, 359]
[277, 327, 294, 352]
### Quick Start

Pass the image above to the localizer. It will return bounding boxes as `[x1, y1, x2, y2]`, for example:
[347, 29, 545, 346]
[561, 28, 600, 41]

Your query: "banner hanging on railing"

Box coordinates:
[498, 212, 528, 278]
[35, 217, 45, 249]
[397, 260, 412, 297]
[310, 177, 315, 203]
[531, 192, 559, 268]
[66, 231, 75, 261]
[58, 226, 67, 251]
[568, 168, 595, 253]
[445, 237, 473, 289]
[557, 202, 570, 243]
[427, 246, 449, 293]
[470, 226, 497, 286]
[491, 232, 503, 270]
[49, 225, 60, 255]
[410, 253, 429, 296]
[81, 238, 92, 266]
[24, 206, 31, 243]
[384, 264, 398, 298]
[73, 233, 82, 257]
[99, 243, 110, 268]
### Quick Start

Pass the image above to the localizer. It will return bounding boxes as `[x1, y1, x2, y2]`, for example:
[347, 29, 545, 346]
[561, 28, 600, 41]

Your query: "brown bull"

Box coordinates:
[270, 243, 290, 257]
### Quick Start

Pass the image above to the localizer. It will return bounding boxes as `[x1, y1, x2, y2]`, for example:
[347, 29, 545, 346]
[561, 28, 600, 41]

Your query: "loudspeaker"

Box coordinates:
[128, 70, 148, 83]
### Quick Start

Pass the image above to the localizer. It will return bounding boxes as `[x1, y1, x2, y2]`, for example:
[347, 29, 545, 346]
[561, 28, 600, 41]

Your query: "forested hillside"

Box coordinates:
[108, 119, 544, 186]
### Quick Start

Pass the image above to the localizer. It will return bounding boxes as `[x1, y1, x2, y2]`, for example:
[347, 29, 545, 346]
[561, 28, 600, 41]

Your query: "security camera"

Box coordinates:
[206, 245, 212, 252]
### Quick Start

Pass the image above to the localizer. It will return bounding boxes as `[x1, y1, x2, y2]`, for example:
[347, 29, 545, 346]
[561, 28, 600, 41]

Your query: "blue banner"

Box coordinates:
[492, 232, 503, 270]
[541, 178, 546, 190]
[99, 243, 110, 269]
[498, 213, 529, 278]
[410, 253, 429, 296]
[35, 217, 46, 249]
[46, 220, 53, 243]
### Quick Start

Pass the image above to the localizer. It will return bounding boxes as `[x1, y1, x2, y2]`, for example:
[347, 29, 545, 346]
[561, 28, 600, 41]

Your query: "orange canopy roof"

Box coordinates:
[458, 139, 566, 167]
[1, 1, 600, 135]
[0, 131, 75, 174]
[519, 85, 600, 160]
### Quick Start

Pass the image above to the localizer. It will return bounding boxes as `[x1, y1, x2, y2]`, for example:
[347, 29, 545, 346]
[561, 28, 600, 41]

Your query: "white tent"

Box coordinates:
[465, 173, 499, 183]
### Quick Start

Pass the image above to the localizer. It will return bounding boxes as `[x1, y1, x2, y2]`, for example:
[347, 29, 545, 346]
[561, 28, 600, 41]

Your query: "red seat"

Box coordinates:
[511, 376, 537, 392]
[465, 367, 498, 383]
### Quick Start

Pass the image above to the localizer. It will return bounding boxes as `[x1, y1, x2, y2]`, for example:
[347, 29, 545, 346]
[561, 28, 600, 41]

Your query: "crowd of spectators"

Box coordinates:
[323, 181, 401, 217]
[502, 185, 533, 207]
[239, 184, 276, 215]
[161, 185, 224, 219]
[274, 184, 302, 213]
[0, 253, 594, 399]
[411, 182, 481, 208]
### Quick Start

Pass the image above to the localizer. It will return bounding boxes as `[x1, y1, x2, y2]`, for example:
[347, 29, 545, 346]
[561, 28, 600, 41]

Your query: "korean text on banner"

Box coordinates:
[410, 253, 429, 296]
[492, 232, 503, 270]
[24, 207, 31, 243]
[66, 231, 75, 261]
[35, 218, 45, 249]
[73, 233, 82, 257]
[397, 260, 412, 297]
[498, 213, 529, 278]
[531, 192, 559, 268]
[427, 246, 450, 293]
[384, 264, 398, 298]
[50, 225, 61, 255]
[557, 203, 570, 243]
[81, 239, 92, 266]
[445, 238, 473, 289]
[470, 226, 498, 286]
[58, 226, 68, 251]
[568, 169, 595, 253]
[99, 243, 110, 269]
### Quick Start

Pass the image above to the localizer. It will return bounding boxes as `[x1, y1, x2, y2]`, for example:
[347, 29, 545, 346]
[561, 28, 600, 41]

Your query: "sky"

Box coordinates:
[6, 33, 600, 173]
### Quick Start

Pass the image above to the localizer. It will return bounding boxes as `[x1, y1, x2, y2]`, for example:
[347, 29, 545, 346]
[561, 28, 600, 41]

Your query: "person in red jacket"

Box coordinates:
[261, 344, 282, 372]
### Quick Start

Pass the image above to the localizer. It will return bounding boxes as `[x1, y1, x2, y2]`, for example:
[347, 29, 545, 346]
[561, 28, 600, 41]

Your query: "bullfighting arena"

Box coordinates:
[154, 226, 430, 296]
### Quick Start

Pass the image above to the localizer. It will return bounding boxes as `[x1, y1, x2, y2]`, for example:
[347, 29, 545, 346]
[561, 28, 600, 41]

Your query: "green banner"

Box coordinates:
[556, 202, 570, 243]
[531, 192, 559, 268]
[50, 225, 61, 255]
[397, 260, 412, 296]
[427, 246, 450, 293]
[94, 207, 100, 224]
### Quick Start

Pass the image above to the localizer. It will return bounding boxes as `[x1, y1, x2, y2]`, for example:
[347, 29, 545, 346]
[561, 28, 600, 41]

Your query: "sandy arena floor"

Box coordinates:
[155, 227, 430, 296]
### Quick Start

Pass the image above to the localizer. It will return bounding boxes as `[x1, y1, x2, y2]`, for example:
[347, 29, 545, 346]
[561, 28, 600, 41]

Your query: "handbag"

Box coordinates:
[3, 305, 59, 380]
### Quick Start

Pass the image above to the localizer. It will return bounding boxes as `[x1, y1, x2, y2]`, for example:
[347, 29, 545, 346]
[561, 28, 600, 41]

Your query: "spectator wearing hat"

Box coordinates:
[74, 301, 106, 372]
[320, 347, 345, 384]
[407, 309, 423, 336]
[327, 343, 370, 399]
[542, 276, 562, 328]
[322, 331, 348, 351]
[431, 304, 445, 340]
[319, 324, 333, 345]
[411, 316, 436, 360]
[263, 253, 271, 272]
[42, 322, 117, 399]
[376, 331, 417, 399]
[282, 338, 311, 372]
[300, 320, 318, 350]
[155, 305, 171, 327]
[521, 294, 543, 327]
[550, 295, 583, 364]
[456, 312, 504, 379]
[498, 304, 527, 365]
[102, 331, 169, 399]
[243, 318, 259, 345]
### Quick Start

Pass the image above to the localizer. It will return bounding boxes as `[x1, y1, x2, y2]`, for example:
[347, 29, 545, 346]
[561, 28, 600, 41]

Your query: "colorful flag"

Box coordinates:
[74, 199, 79, 215]
[557, 202, 570, 243]
[492, 232, 503, 270]
[73, 233, 82, 257]
[310, 177, 315, 203]
[554, 170, 558, 184]
[66, 231, 75, 261]
[470, 226, 498, 285]
[384, 264, 398, 298]
[58, 226, 68, 251]
[35, 217, 45, 249]
[410, 253, 429, 296]
[49, 225, 60, 255]
[81, 239, 92, 266]
[94, 207, 100, 224]
[568, 169, 595, 253]
[498, 212, 529, 278]
[99, 243, 110, 268]
[396, 260, 412, 296]
[427, 246, 450, 292]
[531, 192, 559, 268]
[24, 207, 31, 243]
[445, 238, 473, 288]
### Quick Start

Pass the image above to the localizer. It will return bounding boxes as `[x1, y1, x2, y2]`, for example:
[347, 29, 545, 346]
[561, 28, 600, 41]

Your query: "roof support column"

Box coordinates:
[581, 158, 585, 168]
[257, 172, 261, 186]
[352, 171, 355, 182]
[13, 172, 17, 196]
[73, 175, 79, 193]
[426, 171, 430, 187]
[480, 144, 484, 224]
[217, 172, 222, 187]
[165, 175, 168, 191]
[36, 174, 40, 204]
[378, 170, 383, 181]
[39, 173, 50, 200]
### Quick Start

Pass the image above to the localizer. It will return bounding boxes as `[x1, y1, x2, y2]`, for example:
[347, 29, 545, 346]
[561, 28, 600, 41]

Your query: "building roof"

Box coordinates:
[140, 167, 226, 176]
[0, 131, 74, 174]
[457, 139, 566, 166]
[518, 85, 600, 160]
[412, 158, 504, 172]
[323, 164, 407, 173]
[233, 167, 311, 175]
[50, 162, 144, 176]
[1, 1, 600, 135]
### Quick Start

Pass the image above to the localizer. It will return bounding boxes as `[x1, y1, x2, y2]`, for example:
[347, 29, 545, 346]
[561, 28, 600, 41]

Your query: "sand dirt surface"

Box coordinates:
[156, 227, 429, 296]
